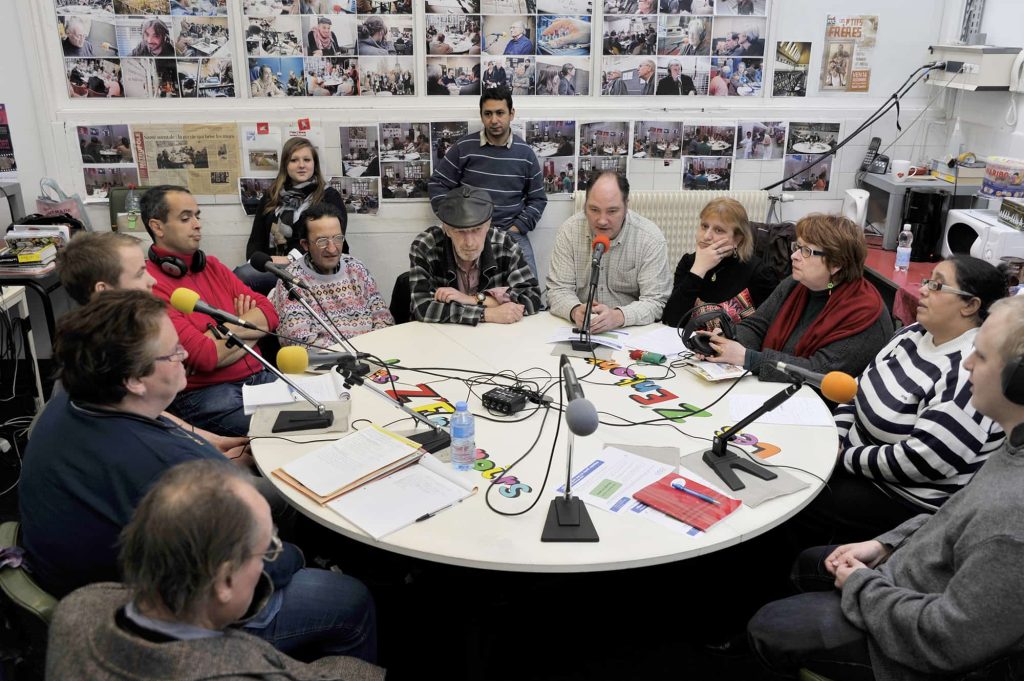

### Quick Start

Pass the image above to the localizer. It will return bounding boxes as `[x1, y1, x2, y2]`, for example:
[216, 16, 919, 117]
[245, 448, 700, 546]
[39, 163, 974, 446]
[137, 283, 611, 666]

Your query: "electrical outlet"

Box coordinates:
[962, 62, 981, 74]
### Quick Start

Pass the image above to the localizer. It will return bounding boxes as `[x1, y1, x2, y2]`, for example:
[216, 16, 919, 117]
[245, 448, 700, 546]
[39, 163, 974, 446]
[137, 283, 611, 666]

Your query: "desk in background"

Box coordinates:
[864, 247, 934, 326]
[858, 172, 979, 250]
[253, 314, 837, 573]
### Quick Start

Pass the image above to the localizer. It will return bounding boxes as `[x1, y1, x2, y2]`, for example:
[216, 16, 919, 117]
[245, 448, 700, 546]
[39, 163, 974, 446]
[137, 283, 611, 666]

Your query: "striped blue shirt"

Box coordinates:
[834, 323, 1005, 511]
[428, 131, 547, 233]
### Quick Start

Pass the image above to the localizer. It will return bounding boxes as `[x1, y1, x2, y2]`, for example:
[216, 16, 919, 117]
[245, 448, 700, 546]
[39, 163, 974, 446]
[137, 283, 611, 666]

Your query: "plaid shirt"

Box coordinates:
[409, 225, 542, 325]
[545, 210, 672, 327]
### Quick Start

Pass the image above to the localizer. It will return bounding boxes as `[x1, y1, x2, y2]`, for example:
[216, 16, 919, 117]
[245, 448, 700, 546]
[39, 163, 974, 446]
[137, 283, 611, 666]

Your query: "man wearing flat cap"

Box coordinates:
[409, 186, 541, 325]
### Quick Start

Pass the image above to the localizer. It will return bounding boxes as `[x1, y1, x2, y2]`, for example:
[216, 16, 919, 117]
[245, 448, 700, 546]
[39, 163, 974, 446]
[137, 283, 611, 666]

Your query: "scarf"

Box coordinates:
[762, 277, 884, 358]
[313, 27, 333, 52]
[272, 179, 316, 243]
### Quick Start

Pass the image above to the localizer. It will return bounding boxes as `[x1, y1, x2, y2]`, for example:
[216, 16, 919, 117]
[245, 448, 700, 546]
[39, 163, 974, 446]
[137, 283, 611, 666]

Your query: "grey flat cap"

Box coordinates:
[437, 186, 493, 228]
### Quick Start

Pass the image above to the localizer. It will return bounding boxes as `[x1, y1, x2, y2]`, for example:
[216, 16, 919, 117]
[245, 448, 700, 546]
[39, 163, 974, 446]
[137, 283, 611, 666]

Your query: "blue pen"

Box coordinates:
[670, 478, 721, 505]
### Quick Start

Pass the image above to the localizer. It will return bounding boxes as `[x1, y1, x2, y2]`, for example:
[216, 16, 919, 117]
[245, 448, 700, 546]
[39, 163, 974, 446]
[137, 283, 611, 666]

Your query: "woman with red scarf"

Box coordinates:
[703, 213, 894, 383]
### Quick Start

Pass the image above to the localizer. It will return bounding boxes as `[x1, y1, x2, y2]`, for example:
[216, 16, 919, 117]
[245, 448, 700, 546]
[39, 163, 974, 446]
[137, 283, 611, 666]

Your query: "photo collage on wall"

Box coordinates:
[425, 0, 593, 97]
[601, 0, 766, 97]
[76, 124, 139, 198]
[772, 40, 808, 97]
[57, 0, 234, 99]
[378, 122, 431, 198]
[783, 121, 839, 192]
[243, 0, 414, 98]
[336, 124, 381, 215]
[511, 120, 577, 194]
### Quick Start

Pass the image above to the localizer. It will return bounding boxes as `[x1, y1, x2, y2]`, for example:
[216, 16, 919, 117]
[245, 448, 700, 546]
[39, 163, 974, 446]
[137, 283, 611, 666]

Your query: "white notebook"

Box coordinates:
[327, 454, 477, 540]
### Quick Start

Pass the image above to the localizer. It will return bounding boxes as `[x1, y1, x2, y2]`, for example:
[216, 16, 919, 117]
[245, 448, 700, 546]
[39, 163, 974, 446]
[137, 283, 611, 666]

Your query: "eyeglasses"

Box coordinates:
[921, 279, 973, 297]
[255, 527, 283, 563]
[154, 344, 188, 363]
[791, 242, 827, 258]
[312, 235, 344, 249]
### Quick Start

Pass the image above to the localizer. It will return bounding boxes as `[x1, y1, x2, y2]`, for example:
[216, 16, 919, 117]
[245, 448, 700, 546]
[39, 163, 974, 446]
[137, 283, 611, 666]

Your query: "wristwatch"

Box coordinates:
[476, 291, 487, 305]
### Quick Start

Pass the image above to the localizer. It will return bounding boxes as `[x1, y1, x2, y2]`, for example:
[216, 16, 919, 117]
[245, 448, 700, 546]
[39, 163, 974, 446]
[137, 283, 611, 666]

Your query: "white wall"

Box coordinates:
[2, 0, 958, 313]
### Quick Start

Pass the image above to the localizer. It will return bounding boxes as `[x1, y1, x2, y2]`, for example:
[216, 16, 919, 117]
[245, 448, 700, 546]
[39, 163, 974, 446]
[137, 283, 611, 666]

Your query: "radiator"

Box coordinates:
[573, 190, 770, 268]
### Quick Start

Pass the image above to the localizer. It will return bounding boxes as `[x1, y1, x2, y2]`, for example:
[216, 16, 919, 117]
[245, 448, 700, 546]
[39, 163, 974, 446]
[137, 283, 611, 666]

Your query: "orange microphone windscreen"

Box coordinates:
[821, 371, 858, 403]
[276, 345, 310, 374]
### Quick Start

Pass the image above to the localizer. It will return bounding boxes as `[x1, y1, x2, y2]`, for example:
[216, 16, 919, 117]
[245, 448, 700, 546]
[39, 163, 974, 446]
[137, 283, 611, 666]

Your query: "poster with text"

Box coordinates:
[820, 15, 876, 93]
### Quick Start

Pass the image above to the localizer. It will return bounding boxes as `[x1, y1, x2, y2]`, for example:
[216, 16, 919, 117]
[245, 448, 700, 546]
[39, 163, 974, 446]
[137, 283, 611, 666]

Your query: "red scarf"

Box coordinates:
[762, 278, 884, 358]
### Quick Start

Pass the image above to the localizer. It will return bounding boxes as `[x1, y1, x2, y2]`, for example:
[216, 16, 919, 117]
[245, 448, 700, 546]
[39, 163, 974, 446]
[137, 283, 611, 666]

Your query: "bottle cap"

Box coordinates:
[455, 401, 468, 411]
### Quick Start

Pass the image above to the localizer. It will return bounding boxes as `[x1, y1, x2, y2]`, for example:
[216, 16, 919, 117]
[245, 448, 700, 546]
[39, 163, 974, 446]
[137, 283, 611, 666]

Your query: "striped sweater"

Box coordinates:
[427, 131, 547, 233]
[834, 323, 1004, 511]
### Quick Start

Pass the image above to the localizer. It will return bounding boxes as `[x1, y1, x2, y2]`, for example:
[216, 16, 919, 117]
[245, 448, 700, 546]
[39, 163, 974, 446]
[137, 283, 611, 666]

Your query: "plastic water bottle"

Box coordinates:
[125, 184, 140, 231]
[449, 401, 475, 471]
[894, 224, 913, 272]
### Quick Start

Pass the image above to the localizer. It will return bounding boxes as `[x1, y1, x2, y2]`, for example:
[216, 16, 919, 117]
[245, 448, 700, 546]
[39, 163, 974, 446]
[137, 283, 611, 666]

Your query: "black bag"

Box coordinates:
[11, 212, 88, 235]
[751, 220, 796, 286]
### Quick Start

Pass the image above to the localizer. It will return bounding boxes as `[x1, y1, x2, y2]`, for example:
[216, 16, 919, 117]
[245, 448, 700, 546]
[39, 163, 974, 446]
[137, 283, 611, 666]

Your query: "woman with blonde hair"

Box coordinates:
[237, 137, 346, 293]
[702, 213, 894, 382]
[662, 197, 775, 328]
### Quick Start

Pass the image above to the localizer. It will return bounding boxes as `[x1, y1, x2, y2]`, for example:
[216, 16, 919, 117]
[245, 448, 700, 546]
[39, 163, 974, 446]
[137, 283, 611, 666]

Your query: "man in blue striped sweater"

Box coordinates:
[428, 87, 547, 276]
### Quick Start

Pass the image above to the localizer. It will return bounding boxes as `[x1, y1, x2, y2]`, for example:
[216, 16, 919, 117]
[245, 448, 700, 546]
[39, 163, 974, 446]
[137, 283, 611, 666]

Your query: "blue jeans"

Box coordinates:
[245, 567, 377, 664]
[505, 228, 538, 280]
[233, 263, 279, 296]
[169, 370, 278, 437]
[747, 546, 873, 681]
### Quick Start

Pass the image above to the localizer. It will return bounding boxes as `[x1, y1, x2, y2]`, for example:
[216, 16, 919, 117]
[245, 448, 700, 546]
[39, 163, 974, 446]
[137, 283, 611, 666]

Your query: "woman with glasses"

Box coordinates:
[237, 137, 348, 295]
[794, 255, 1008, 542]
[662, 197, 776, 329]
[701, 213, 893, 383]
[270, 203, 392, 347]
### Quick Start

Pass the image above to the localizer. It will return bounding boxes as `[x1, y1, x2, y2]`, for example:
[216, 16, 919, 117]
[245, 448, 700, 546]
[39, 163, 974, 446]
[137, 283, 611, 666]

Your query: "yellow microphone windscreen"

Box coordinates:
[169, 288, 200, 314]
[821, 371, 858, 403]
[277, 345, 309, 374]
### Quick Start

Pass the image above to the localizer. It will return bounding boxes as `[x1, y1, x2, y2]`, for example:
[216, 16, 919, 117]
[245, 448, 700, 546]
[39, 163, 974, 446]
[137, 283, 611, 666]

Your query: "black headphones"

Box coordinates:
[1004, 354, 1024, 405]
[680, 307, 736, 356]
[147, 244, 206, 278]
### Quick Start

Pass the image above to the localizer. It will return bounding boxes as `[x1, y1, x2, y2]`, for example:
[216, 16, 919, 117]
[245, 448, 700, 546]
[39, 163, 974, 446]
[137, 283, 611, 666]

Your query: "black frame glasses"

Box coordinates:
[790, 242, 827, 258]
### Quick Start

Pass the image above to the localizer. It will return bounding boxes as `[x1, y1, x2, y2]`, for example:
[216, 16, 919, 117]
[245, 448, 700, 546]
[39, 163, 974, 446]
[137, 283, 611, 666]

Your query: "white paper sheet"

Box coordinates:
[728, 395, 834, 427]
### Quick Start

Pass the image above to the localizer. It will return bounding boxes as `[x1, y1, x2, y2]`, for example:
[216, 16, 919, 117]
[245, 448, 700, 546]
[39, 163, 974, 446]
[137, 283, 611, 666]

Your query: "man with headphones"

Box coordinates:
[749, 294, 1024, 680]
[143, 185, 279, 437]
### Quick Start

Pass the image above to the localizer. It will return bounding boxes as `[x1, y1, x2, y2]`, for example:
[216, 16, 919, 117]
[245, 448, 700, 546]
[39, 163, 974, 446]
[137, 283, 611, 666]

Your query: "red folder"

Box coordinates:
[633, 474, 740, 531]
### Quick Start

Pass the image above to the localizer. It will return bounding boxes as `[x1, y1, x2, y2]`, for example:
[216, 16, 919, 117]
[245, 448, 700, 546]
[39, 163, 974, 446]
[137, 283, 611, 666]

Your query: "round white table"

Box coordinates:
[253, 314, 836, 573]
[531, 142, 560, 157]
[793, 141, 831, 154]
[709, 140, 730, 152]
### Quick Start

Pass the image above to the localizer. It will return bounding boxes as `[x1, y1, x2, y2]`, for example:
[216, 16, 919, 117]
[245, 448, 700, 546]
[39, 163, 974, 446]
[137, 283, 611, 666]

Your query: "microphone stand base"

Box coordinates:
[407, 429, 452, 454]
[702, 444, 777, 491]
[541, 496, 599, 542]
[570, 339, 598, 352]
[272, 410, 334, 433]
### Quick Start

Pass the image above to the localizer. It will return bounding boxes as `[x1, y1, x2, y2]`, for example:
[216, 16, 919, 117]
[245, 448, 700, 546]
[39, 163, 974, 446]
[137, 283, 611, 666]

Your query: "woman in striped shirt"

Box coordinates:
[801, 255, 1008, 543]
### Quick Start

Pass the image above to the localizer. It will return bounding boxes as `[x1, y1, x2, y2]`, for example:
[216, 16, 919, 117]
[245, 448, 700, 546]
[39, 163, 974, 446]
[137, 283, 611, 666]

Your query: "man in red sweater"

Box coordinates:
[142, 185, 279, 436]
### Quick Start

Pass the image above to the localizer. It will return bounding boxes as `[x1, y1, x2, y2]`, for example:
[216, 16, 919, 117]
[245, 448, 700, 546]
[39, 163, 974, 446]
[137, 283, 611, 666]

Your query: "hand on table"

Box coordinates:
[434, 286, 475, 306]
[573, 302, 624, 334]
[484, 302, 525, 324]
[542, 18, 591, 49]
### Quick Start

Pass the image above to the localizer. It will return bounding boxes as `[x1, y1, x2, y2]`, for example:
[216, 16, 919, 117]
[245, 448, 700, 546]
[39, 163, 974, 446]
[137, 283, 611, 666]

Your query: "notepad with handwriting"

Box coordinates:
[327, 454, 477, 540]
[273, 425, 424, 503]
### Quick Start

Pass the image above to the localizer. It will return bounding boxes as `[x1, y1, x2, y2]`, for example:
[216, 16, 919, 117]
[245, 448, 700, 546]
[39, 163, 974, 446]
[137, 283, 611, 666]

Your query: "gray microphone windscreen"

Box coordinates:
[566, 398, 599, 437]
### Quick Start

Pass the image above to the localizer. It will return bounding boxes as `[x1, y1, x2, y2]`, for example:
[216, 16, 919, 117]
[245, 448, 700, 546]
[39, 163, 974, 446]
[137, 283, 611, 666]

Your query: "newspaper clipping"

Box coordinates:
[133, 123, 240, 195]
[820, 15, 877, 93]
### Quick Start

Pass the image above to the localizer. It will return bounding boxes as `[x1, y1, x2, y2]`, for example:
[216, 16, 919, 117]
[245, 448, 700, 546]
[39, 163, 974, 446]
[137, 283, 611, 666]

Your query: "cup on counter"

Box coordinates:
[891, 159, 923, 183]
